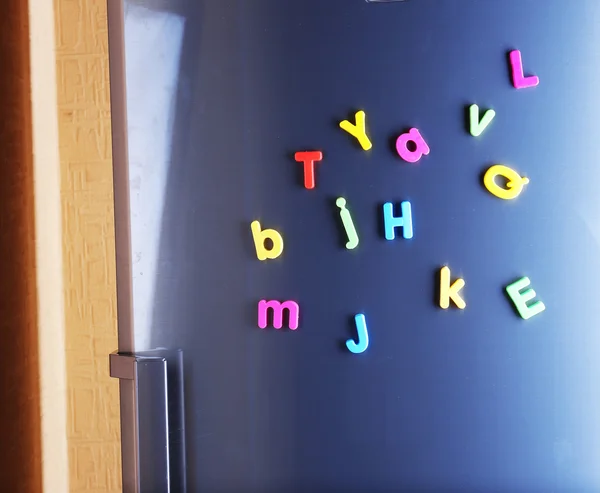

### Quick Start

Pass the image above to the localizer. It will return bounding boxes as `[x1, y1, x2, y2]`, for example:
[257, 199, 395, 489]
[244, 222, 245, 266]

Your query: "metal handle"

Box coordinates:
[110, 350, 186, 493]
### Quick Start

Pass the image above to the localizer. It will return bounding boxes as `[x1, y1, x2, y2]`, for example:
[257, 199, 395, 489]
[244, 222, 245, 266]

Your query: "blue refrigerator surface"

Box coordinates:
[112, 0, 600, 491]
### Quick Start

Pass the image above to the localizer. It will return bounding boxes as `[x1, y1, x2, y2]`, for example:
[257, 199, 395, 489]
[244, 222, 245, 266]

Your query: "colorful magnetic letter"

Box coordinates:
[505, 277, 545, 320]
[439, 266, 466, 309]
[346, 313, 369, 354]
[336, 197, 359, 249]
[339, 110, 373, 151]
[483, 165, 530, 200]
[258, 300, 300, 330]
[469, 104, 496, 137]
[383, 201, 413, 240]
[251, 220, 284, 261]
[294, 151, 323, 189]
[395, 128, 430, 163]
[509, 50, 539, 89]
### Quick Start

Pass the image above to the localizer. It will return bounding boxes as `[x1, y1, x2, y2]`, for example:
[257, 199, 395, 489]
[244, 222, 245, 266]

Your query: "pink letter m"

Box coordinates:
[257, 300, 299, 330]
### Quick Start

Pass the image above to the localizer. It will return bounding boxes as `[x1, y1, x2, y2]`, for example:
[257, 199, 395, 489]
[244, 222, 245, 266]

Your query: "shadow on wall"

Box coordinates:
[0, 1, 42, 492]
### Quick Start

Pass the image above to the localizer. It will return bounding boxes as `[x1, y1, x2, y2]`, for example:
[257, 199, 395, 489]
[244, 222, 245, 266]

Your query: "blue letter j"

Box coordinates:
[346, 314, 369, 354]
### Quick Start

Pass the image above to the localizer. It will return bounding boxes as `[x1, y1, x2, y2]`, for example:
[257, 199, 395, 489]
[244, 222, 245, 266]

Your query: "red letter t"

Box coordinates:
[294, 151, 323, 190]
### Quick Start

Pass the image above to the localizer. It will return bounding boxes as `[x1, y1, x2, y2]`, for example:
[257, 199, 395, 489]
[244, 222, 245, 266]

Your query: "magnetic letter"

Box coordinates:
[505, 277, 545, 320]
[383, 201, 413, 240]
[469, 104, 496, 137]
[483, 165, 529, 200]
[346, 313, 369, 354]
[339, 110, 373, 151]
[335, 197, 359, 249]
[395, 128, 430, 163]
[251, 220, 284, 261]
[294, 151, 323, 189]
[439, 266, 466, 309]
[509, 50, 539, 89]
[258, 300, 300, 330]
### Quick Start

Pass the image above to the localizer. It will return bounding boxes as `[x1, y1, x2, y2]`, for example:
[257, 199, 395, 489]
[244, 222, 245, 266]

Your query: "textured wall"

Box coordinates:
[54, 0, 122, 491]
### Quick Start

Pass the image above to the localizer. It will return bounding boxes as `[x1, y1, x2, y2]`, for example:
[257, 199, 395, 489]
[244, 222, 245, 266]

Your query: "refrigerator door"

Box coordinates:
[109, 1, 600, 491]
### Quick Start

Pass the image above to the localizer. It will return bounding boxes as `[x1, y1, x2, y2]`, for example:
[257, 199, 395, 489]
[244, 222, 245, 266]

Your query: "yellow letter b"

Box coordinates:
[251, 220, 284, 261]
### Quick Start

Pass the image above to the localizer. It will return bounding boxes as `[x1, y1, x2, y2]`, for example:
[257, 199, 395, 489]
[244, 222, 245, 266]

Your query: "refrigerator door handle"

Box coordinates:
[110, 350, 186, 493]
